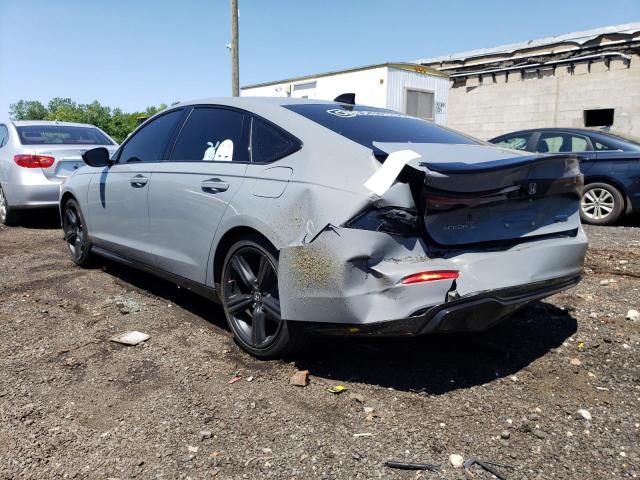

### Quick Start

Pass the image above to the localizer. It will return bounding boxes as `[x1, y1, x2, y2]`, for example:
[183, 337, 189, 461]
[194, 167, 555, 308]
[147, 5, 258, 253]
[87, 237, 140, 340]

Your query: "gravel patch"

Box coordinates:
[0, 213, 638, 479]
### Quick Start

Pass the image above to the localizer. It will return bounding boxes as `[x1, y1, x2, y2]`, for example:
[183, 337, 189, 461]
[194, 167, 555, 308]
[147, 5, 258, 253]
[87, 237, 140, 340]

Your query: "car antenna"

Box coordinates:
[334, 93, 356, 105]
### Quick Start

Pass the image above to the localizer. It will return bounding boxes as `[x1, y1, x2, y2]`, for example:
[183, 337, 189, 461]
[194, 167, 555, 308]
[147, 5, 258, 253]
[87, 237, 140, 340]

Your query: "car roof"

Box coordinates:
[11, 120, 103, 128]
[174, 97, 346, 108]
[493, 127, 613, 137]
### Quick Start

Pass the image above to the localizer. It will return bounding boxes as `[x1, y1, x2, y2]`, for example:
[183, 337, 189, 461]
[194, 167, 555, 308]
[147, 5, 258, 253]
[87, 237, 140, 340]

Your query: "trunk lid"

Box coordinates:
[31, 145, 118, 180]
[374, 143, 583, 246]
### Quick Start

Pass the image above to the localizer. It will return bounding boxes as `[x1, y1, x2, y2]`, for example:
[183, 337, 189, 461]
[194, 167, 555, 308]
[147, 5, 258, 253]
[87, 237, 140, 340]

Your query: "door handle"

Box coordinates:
[130, 174, 148, 188]
[201, 178, 230, 193]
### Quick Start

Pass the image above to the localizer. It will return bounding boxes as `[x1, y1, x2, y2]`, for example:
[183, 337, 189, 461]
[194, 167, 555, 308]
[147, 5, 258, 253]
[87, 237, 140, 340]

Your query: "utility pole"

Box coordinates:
[230, 0, 239, 96]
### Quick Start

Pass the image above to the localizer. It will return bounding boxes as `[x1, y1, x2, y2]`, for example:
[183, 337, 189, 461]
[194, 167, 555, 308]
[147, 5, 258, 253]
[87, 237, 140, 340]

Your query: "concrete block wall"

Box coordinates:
[445, 54, 640, 140]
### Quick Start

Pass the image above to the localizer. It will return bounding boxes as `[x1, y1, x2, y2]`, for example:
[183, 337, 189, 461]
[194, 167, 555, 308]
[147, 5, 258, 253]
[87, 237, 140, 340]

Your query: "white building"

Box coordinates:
[241, 62, 450, 125]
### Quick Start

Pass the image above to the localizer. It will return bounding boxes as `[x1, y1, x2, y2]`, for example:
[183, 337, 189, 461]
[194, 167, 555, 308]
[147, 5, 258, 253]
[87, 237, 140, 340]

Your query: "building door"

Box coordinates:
[405, 89, 435, 121]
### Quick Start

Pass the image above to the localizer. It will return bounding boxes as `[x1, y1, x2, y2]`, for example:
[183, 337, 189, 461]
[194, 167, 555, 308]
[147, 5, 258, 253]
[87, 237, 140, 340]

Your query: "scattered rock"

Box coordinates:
[500, 430, 510, 439]
[363, 406, 378, 421]
[187, 445, 199, 453]
[449, 454, 464, 468]
[626, 309, 639, 321]
[570, 357, 582, 366]
[578, 409, 592, 421]
[200, 430, 212, 441]
[532, 428, 547, 439]
[289, 370, 310, 387]
[110, 297, 141, 314]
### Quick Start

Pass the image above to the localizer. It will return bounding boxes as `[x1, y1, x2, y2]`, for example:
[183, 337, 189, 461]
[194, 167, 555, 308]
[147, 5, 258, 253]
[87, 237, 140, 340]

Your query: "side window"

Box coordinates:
[494, 133, 531, 151]
[536, 133, 589, 153]
[594, 140, 614, 151]
[170, 107, 247, 162]
[571, 136, 588, 152]
[118, 109, 183, 163]
[0, 125, 8, 148]
[250, 117, 300, 163]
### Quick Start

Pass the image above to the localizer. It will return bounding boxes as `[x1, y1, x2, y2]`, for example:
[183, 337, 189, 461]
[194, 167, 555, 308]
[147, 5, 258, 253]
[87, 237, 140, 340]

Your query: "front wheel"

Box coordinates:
[220, 236, 304, 359]
[62, 199, 95, 267]
[580, 182, 624, 226]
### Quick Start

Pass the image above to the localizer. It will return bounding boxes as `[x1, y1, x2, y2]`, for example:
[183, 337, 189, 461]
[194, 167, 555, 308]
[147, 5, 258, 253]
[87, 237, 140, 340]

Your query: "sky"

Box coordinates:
[0, 0, 638, 119]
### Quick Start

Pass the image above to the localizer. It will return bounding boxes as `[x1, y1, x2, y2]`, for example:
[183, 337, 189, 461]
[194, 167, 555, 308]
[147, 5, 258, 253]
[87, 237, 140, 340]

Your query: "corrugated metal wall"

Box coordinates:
[386, 68, 449, 125]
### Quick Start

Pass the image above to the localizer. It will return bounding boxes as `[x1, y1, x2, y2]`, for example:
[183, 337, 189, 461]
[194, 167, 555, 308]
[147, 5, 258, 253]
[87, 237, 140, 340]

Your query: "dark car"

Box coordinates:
[489, 128, 640, 225]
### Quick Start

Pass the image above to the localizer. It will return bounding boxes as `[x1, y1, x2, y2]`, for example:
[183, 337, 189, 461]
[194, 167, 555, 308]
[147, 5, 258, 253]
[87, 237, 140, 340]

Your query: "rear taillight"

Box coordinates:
[400, 270, 459, 285]
[14, 154, 55, 169]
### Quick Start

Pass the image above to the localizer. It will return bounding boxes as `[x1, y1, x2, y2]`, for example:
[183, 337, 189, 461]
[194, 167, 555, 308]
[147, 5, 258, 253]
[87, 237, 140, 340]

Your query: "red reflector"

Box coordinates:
[14, 154, 55, 168]
[400, 270, 459, 285]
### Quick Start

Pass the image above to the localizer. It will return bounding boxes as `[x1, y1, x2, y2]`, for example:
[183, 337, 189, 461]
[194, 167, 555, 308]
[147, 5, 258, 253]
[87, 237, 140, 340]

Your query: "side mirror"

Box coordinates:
[82, 147, 111, 167]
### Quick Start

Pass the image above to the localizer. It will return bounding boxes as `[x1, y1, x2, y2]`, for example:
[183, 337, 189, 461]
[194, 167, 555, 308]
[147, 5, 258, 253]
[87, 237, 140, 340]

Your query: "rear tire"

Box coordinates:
[62, 199, 95, 267]
[220, 235, 305, 359]
[580, 182, 624, 226]
[0, 185, 21, 226]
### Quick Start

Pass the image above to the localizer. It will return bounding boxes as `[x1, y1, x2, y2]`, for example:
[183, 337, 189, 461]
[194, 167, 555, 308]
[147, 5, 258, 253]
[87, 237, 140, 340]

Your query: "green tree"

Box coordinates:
[9, 100, 47, 120]
[8, 98, 173, 144]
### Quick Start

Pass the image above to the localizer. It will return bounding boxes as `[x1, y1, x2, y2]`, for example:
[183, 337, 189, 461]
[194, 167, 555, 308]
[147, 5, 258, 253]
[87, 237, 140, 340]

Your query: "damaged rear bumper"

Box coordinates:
[278, 225, 587, 327]
[296, 273, 581, 336]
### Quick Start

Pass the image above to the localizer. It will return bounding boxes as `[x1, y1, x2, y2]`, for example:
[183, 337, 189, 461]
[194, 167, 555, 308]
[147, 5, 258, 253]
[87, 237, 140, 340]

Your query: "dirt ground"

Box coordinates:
[0, 212, 638, 480]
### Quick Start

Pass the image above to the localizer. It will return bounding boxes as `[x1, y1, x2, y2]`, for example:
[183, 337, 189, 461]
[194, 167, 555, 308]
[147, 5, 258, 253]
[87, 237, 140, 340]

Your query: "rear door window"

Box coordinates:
[536, 133, 589, 153]
[493, 133, 532, 151]
[250, 117, 300, 163]
[170, 107, 248, 162]
[117, 109, 184, 163]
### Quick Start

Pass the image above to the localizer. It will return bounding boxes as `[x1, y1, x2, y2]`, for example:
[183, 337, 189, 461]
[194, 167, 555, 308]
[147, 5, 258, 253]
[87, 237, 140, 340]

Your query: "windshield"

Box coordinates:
[16, 125, 114, 145]
[283, 104, 479, 151]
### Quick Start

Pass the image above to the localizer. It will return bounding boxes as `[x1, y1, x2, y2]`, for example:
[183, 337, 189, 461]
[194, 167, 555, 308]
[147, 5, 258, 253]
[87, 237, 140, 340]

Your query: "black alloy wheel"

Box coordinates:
[63, 199, 93, 267]
[221, 237, 302, 358]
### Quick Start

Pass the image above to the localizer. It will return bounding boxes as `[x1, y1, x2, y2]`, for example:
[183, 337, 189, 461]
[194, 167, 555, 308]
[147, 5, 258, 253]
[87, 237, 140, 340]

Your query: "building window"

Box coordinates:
[293, 81, 317, 92]
[584, 109, 614, 127]
[406, 89, 435, 120]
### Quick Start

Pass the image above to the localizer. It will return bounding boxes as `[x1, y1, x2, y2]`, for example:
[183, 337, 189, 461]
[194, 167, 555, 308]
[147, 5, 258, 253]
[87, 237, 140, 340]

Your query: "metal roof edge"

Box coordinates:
[415, 22, 640, 66]
[241, 62, 447, 90]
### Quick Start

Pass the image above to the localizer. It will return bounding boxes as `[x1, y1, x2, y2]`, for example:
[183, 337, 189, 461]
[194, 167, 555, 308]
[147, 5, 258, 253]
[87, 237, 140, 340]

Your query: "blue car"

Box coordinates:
[490, 128, 640, 225]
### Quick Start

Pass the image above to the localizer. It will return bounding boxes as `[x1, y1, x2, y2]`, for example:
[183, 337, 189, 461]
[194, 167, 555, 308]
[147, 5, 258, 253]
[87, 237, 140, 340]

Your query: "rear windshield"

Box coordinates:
[283, 104, 479, 150]
[16, 125, 114, 145]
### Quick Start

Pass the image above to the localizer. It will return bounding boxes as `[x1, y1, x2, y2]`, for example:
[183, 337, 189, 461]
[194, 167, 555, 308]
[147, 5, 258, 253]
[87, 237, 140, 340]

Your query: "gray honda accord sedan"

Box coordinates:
[60, 97, 587, 358]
